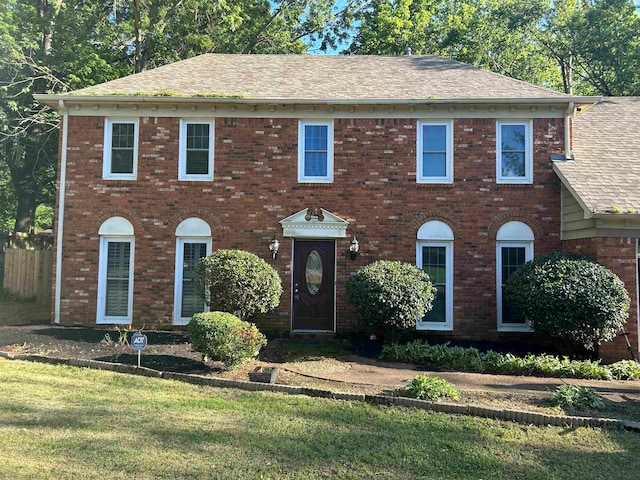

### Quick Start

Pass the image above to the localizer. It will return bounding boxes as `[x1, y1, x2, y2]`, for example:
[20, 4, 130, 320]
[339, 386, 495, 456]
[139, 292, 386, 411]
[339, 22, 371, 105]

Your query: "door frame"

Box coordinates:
[290, 238, 337, 333]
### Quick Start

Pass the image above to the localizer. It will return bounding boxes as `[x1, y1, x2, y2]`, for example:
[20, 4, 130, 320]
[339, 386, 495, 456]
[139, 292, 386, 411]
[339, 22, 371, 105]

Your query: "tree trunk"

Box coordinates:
[13, 191, 37, 233]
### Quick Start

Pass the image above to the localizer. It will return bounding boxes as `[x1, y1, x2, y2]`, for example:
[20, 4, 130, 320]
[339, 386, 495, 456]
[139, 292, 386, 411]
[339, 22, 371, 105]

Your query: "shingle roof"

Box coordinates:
[554, 97, 640, 214]
[69, 53, 572, 101]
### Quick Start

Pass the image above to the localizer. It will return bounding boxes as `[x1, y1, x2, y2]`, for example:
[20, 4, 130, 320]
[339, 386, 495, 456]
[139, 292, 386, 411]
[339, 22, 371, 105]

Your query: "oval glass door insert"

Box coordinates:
[305, 250, 323, 295]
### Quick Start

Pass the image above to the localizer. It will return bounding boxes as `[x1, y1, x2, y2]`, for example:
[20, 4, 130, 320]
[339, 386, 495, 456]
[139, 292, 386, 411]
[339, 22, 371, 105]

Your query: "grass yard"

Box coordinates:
[1, 360, 639, 480]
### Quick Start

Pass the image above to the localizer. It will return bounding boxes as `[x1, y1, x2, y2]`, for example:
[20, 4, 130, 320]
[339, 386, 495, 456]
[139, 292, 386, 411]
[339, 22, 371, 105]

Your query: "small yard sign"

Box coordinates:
[131, 332, 148, 367]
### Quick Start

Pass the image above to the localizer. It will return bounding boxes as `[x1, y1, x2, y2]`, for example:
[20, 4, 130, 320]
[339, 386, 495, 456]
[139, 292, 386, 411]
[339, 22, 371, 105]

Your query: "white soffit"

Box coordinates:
[280, 208, 349, 238]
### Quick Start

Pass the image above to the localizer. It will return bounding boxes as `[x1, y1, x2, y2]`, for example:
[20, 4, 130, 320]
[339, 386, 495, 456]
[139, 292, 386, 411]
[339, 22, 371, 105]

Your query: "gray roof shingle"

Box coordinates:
[69, 54, 572, 101]
[555, 97, 640, 214]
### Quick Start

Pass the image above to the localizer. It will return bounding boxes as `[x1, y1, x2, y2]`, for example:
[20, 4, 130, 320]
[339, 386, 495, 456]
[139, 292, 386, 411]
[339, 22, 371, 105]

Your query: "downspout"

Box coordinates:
[564, 101, 574, 160]
[54, 99, 68, 324]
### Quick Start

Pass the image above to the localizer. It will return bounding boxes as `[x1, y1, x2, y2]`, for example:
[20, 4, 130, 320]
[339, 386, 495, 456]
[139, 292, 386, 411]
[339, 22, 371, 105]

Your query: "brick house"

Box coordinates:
[36, 55, 639, 361]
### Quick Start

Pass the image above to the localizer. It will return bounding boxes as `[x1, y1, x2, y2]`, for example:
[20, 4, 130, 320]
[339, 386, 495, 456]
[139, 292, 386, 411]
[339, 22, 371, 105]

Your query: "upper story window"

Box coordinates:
[496, 121, 533, 184]
[417, 121, 453, 183]
[298, 120, 334, 183]
[103, 118, 138, 180]
[179, 120, 214, 181]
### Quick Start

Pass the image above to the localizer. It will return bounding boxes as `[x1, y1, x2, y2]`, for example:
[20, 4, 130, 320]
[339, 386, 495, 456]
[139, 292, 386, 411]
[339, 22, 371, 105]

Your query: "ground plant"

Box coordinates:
[551, 385, 605, 411]
[188, 311, 267, 368]
[504, 252, 630, 351]
[2, 359, 640, 480]
[346, 260, 435, 335]
[194, 249, 282, 321]
[407, 373, 460, 401]
[382, 340, 640, 380]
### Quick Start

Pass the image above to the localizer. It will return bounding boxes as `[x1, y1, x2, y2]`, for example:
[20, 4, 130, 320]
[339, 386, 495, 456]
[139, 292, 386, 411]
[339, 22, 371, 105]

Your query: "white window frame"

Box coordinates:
[103, 118, 138, 180]
[417, 240, 453, 330]
[178, 119, 215, 181]
[416, 120, 453, 184]
[173, 237, 211, 325]
[496, 240, 533, 332]
[496, 120, 533, 184]
[298, 120, 334, 183]
[97, 236, 134, 325]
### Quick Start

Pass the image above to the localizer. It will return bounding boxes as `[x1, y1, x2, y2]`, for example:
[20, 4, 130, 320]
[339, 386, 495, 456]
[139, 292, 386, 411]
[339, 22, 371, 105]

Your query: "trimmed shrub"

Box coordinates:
[504, 252, 630, 351]
[188, 311, 267, 368]
[346, 260, 436, 333]
[406, 373, 460, 401]
[550, 384, 604, 411]
[194, 249, 282, 322]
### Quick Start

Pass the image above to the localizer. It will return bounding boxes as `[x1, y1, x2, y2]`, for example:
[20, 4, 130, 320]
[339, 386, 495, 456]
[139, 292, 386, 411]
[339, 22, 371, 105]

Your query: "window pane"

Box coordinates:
[111, 150, 134, 174]
[423, 125, 446, 152]
[422, 246, 447, 323]
[112, 123, 134, 148]
[501, 124, 525, 151]
[186, 150, 210, 175]
[304, 152, 328, 177]
[305, 125, 328, 150]
[105, 242, 130, 317]
[181, 243, 207, 318]
[501, 246, 526, 324]
[501, 152, 525, 177]
[428, 286, 446, 323]
[187, 124, 210, 149]
[423, 153, 447, 177]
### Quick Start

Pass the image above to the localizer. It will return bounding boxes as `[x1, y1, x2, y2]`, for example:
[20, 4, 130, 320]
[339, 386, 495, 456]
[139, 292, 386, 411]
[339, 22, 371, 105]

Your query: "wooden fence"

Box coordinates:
[1, 232, 54, 306]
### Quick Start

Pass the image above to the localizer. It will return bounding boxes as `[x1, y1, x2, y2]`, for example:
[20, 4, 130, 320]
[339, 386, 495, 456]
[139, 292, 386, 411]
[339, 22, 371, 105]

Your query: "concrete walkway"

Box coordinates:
[280, 355, 640, 402]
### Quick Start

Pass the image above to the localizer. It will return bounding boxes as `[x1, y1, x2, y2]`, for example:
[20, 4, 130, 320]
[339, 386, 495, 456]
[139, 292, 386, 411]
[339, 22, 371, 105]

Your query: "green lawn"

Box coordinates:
[1, 359, 639, 480]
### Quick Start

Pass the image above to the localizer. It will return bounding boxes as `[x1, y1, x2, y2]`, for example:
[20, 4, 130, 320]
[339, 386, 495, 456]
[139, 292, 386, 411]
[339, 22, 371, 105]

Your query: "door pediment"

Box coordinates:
[280, 208, 349, 238]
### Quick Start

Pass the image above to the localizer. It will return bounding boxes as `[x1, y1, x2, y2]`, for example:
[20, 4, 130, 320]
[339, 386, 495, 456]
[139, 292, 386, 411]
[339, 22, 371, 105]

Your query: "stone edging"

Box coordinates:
[2, 351, 638, 432]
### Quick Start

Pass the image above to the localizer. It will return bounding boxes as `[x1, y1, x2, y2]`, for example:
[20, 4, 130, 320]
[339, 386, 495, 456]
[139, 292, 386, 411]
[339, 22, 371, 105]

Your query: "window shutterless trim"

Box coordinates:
[96, 236, 134, 325]
[178, 119, 215, 181]
[416, 120, 453, 184]
[173, 237, 211, 325]
[298, 120, 334, 183]
[496, 240, 533, 332]
[496, 120, 533, 184]
[416, 240, 453, 331]
[103, 118, 138, 180]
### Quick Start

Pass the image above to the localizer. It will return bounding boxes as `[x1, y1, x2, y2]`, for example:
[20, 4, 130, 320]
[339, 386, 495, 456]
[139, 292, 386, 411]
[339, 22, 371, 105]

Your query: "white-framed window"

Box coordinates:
[298, 120, 334, 183]
[97, 217, 135, 325]
[417, 121, 453, 183]
[417, 220, 454, 330]
[496, 221, 534, 331]
[173, 218, 212, 325]
[179, 120, 214, 181]
[496, 120, 533, 184]
[103, 118, 138, 180]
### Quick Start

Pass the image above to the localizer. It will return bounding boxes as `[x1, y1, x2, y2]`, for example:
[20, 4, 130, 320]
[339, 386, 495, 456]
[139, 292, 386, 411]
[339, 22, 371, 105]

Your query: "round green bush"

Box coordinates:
[194, 249, 282, 321]
[188, 311, 267, 368]
[346, 260, 436, 332]
[504, 253, 630, 351]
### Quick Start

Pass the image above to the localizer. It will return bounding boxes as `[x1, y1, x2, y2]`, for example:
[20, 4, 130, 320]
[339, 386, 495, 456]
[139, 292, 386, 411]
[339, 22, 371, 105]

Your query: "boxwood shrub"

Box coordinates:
[188, 311, 267, 369]
[346, 260, 436, 334]
[194, 249, 282, 322]
[504, 252, 630, 351]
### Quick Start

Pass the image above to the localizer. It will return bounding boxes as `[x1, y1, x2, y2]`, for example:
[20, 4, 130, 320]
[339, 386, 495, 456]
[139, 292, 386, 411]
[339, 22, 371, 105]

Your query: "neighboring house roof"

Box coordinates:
[63, 54, 579, 102]
[554, 97, 640, 216]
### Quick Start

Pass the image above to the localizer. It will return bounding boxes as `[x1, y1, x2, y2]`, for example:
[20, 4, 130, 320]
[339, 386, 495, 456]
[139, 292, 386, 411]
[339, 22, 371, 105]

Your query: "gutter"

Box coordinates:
[33, 93, 600, 109]
[54, 99, 68, 324]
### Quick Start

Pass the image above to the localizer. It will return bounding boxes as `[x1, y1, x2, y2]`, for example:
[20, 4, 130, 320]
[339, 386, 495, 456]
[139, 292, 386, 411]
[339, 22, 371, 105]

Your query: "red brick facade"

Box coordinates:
[53, 113, 637, 359]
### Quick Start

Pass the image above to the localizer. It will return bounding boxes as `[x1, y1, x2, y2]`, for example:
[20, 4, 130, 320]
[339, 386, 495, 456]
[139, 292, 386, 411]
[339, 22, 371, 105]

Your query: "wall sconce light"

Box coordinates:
[269, 237, 279, 259]
[349, 236, 359, 260]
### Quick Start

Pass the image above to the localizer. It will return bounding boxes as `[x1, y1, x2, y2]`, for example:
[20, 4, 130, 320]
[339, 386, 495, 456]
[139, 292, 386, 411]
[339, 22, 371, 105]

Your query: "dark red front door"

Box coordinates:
[292, 240, 335, 331]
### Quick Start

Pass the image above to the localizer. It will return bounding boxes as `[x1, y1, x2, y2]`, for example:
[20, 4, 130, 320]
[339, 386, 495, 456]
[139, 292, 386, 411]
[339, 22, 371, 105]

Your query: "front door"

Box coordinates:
[292, 240, 335, 331]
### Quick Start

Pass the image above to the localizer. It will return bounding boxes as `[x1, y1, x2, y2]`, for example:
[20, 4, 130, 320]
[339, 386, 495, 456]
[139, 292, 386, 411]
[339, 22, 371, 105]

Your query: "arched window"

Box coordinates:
[496, 221, 534, 331]
[416, 221, 454, 330]
[97, 217, 134, 324]
[174, 218, 212, 325]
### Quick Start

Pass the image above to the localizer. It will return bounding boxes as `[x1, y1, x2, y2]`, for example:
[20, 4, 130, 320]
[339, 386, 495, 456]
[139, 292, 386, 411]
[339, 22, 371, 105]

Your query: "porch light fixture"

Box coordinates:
[269, 237, 280, 259]
[349, 236, 359, 260]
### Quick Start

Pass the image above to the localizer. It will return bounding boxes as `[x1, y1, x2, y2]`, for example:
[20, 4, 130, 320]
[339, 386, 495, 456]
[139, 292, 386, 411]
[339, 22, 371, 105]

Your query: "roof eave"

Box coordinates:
[34, 93, 600, 109]
[552, 163, 595, 219]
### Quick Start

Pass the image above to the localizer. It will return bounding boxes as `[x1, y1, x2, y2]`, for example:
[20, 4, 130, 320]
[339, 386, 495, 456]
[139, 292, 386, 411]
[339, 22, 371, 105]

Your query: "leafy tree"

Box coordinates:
[504, 253, 630, 352]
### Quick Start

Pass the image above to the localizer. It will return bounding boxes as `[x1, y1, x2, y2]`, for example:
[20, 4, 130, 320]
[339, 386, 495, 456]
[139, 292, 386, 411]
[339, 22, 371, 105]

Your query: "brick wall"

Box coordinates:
[56, 115, 565, 344]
